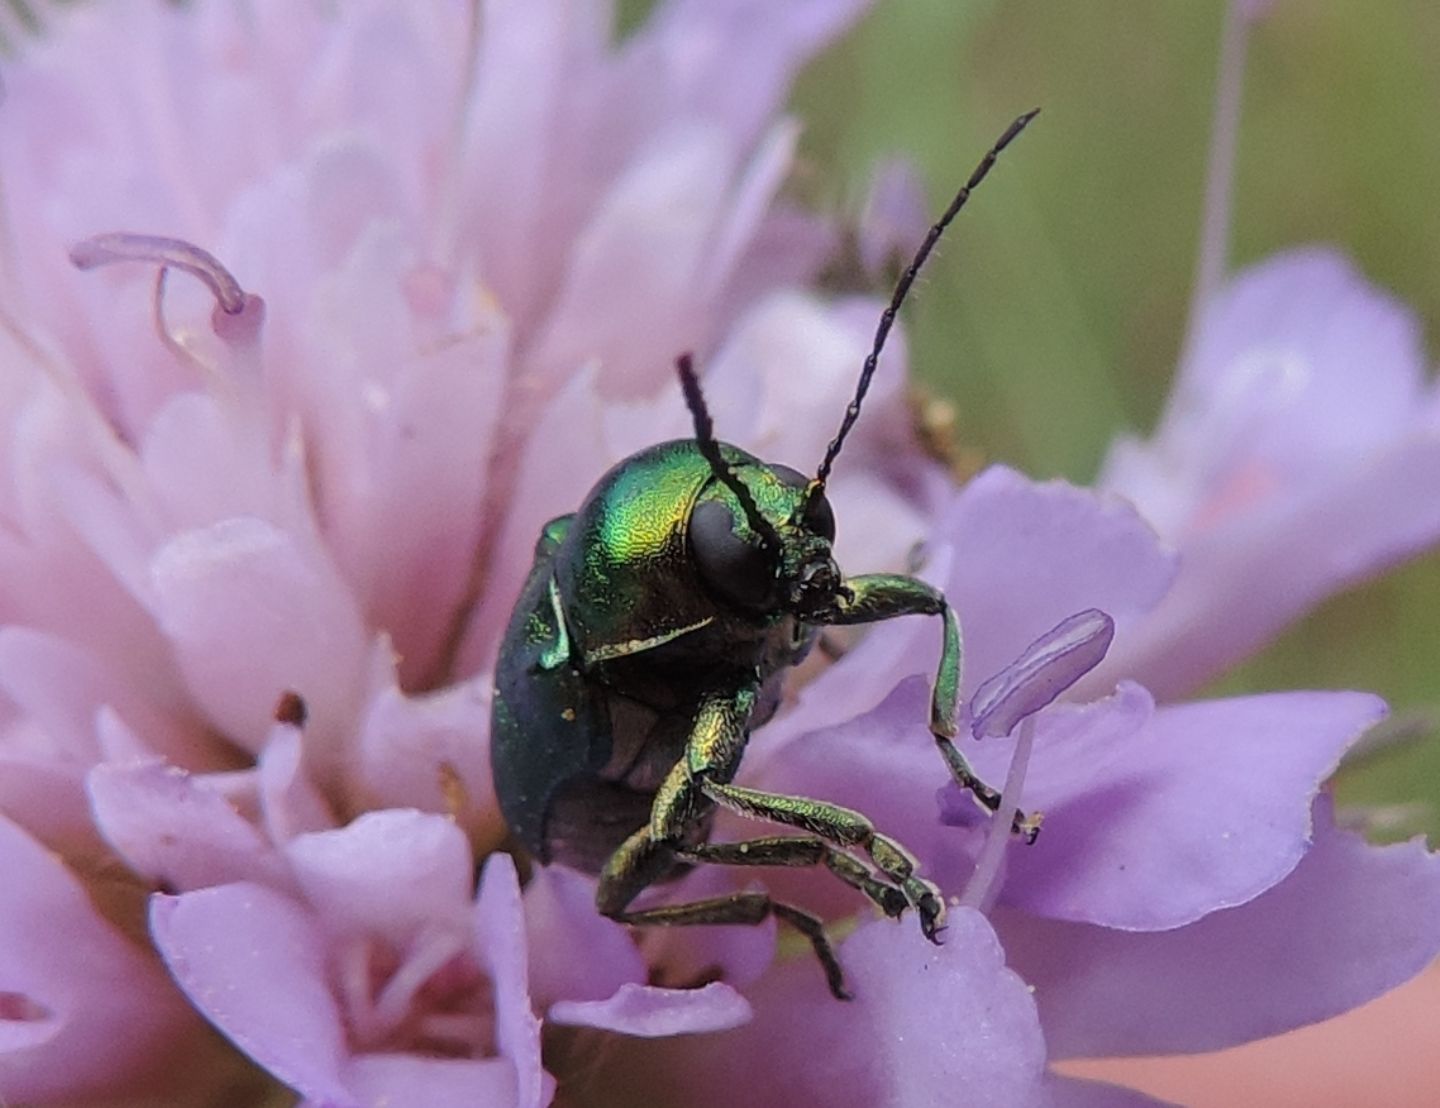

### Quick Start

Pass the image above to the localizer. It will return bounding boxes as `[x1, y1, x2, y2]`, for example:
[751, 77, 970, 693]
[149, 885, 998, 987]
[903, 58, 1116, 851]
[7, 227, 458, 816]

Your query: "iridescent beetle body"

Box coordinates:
[490, 113, 1041, 998]
[493, 440, 825, 874]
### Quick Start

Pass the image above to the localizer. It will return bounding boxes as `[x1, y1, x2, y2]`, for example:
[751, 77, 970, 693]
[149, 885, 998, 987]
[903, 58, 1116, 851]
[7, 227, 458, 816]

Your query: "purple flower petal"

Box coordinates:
[532, 127, 739, 397]
[0, 755, 92, 848]
[549, 981, 752, 1037]
[458, 367, 612, 674]
[88, 759, 288, 892]
[151, 882, 354, 1105]
[938, 470, 1175, 698]
[293, 229, 506, 689]
[474, 853, 553, 1108]
[776, 468, 1176, 746]
[1000, 688, 1385, 929]
[857, 158, 930, 277]
[0, 627, 176, 761]
[971, 609, 1116, 738]
[940, 685, 1154, 835]
[585, 909, 1049, 1108]
[752, 678, 977, 908]
[641, 0, 869, 147]
[522, 866, 647, 1009]
[1096, 249, 1440, 698]
[0, 814, 193, 1103]
[1047, 1075, 1175, 1107]
[1002, 804, 1440, 1059]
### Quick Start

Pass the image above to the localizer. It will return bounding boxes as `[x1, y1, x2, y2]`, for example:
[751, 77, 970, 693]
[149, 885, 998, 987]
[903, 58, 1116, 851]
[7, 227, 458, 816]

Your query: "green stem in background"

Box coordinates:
[1183, 0, 1253, 357]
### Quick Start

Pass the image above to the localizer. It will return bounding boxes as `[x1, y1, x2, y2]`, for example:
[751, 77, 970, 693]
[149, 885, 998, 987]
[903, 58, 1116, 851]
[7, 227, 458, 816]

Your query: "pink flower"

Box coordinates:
[0, 1, 912, 1101]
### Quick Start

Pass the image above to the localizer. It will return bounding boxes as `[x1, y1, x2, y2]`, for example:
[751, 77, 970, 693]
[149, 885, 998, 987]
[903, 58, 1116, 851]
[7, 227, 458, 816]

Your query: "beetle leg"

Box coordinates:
[680, 837, 909, 920]
[823, 573, 1040, 842]
[596, 824, 858, 999]
[596, 684, 898, 996]
[697, 779, 947, 942]
[608, 891, 850, 1000]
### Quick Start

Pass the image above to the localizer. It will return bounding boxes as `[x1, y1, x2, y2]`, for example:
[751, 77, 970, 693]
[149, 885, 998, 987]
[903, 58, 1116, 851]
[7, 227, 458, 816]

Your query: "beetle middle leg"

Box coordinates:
[595, 684, 921, 997]
[697, 779, 947, 939]
[826, 572, 1041, 842]
[596, 824, 853, 999]
[681, 837, 910, 920]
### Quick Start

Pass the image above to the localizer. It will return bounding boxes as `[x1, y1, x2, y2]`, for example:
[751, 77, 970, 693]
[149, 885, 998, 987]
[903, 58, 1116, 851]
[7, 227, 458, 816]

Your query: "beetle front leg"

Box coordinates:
[826, 573, 1040, 843]
[697, 779, 947, 941]
[595, 685, 861, 999]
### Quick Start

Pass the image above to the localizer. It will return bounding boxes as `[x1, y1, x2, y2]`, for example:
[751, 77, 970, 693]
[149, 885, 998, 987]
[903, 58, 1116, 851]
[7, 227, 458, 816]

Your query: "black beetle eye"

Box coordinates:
[802, 490, 836, 542]
[691, 498, 774, 609]
[769, 464, 834, 542]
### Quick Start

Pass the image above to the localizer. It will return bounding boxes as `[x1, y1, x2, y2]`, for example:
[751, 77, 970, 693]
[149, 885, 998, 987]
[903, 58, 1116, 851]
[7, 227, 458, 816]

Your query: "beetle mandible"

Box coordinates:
[491, 111, 1041, 1000]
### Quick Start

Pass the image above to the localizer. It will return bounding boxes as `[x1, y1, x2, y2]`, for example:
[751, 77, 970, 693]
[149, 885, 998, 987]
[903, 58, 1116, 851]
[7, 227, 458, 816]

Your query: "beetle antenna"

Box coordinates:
[676, 353, 782, 552]
[814, 108, 1041, 488]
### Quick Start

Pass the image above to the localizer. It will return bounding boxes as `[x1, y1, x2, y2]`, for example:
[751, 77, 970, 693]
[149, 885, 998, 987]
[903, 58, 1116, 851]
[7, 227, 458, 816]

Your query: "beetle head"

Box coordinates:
[689, 461, 843, 619]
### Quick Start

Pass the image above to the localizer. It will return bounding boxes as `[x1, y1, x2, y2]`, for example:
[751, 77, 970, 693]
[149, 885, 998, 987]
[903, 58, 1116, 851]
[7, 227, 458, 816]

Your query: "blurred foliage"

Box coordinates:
[788, 0, 1440, 839]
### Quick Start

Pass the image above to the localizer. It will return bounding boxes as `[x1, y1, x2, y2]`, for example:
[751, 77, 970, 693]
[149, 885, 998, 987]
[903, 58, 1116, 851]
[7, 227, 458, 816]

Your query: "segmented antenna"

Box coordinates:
[676, 353, 782, 552]
[814, 108, 1041, 487]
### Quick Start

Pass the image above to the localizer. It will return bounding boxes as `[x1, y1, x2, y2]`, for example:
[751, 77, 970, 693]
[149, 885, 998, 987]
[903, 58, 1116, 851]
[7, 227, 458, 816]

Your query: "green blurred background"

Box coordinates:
[781, 0, 1440, 838]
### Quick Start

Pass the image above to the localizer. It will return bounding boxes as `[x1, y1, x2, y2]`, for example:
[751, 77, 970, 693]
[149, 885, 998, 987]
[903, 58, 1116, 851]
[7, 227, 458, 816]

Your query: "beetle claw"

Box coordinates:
[912, 883, 946, 943]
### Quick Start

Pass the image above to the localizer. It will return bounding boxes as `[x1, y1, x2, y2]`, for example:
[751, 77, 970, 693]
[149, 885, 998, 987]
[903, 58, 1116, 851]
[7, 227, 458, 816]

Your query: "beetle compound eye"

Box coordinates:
[691, 498, 775, 609]
[769, 464, 835, 541]
[802, 489, 836, 542]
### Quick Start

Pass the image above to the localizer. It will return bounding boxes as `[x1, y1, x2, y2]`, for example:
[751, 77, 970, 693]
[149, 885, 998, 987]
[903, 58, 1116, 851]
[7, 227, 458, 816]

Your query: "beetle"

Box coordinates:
[491, 111, 1041, 1000]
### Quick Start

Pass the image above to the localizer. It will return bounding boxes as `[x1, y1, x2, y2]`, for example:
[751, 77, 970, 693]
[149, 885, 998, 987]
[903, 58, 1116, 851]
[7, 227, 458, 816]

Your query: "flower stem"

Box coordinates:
[1184, 0, 1251, 355]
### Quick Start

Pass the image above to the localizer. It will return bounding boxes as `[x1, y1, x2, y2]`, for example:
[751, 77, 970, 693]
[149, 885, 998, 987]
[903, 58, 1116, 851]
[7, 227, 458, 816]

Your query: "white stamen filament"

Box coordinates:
[959, 715, 1037, 912]
[151, 267, 221, 384]
[339, 939, 382, 1047]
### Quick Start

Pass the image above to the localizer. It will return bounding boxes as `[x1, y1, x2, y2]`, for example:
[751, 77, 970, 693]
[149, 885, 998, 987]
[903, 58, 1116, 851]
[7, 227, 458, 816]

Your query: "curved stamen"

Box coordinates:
[70, 232, 249, 315]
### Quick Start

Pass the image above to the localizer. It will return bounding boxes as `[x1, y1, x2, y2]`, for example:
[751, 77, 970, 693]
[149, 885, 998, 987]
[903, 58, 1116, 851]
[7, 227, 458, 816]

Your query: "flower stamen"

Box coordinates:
[956, 609, 1116, 910]
[70, 232, 265, 374]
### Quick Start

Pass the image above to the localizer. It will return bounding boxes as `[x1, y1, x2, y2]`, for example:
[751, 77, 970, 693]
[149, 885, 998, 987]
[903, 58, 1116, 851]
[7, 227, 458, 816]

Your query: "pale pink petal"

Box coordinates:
[549, 981, 752, 1037]
[474, 853, 553, 1108]
[344, 1052, 517, 1108]
[152, 883, 354, 1105]
[147, 516, 369, 766]
[353, 672, 501, 847]
[285, 809, 473, 947]
[0, 814, 194, 1104]
[88, 760, 287, 893]
[258, 722, 337, 844]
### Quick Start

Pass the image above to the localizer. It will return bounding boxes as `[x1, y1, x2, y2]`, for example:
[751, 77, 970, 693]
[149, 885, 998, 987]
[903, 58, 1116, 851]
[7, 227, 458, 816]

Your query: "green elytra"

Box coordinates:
[489, 112, 1041, 999]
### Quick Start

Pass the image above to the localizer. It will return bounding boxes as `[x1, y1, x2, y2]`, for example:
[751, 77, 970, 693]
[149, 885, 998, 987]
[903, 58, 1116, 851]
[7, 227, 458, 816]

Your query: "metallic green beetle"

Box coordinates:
[490, 111, 1040, 999]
